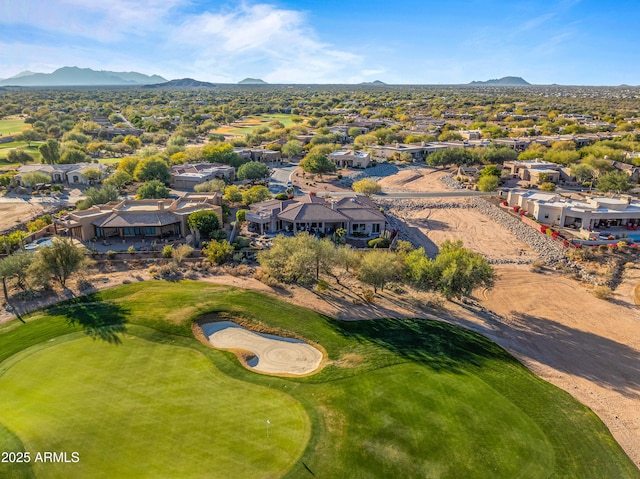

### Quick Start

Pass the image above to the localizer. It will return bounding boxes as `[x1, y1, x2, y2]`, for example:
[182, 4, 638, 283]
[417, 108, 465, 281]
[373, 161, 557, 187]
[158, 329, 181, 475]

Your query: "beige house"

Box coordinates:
[329, 149, 371, 168]
[246, 194, 387, 237]
[504, 159, 566, 183]
[170, 163, 235, 189]
[507, 189, 640, 237]
[54, 194, 222, 242]
[15, 163, 107, 186]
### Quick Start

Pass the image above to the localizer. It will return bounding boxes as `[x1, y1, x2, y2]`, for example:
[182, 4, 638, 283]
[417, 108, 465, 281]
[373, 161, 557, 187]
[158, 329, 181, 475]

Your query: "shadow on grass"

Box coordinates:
[49, 300, 128, 344]
[332, 317, 515, 373]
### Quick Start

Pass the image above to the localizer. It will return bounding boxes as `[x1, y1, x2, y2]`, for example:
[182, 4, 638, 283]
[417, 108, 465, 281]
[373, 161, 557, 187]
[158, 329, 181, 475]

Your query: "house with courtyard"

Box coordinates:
[53, 193, 222, 242]
[246, 194, 387, 237]
[15, 163, 108, 186]
[170, 163, 235, 189]
[507, 189, 640, 238]
[503, 159, 569, 183]
[329, 149, 371, 168]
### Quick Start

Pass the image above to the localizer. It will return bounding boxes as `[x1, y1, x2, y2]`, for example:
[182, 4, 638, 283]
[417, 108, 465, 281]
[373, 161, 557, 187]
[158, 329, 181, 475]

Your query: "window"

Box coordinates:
[145, 227, 156, 235]
[352, 224, 366, 233]
[544, 214, 549, 219]
[174, 224, 181, 235]
[123, 227, 142, 236]
[95, 227, 103, 238]
[372, 224, 381, 233]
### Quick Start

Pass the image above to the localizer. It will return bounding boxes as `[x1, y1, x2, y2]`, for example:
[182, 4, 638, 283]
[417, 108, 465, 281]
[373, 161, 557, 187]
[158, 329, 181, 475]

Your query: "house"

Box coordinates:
[329, 149, 371, 168]
[170, 163, 235, 189]
[246, 194, 387, 237]
[15, 163, 108, 186]
[609, 160, 640, 183]
[503, 159, 566, 183]
[507, 189, 640, 237]
[53, 194, 223, 242]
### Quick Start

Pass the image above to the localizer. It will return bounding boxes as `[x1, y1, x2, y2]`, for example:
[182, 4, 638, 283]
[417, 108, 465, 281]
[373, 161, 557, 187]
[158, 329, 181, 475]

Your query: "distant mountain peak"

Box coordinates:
[0, 67, 167, 86]
[238, 78, 267, 85]
[360, 80, 386, 85]
[142, 78, 216, 89]
[469, 76, 530, 86]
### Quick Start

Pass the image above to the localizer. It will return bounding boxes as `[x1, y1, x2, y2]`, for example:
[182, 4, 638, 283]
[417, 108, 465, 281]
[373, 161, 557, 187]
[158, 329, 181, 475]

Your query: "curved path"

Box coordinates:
[201, 321, 323, 376]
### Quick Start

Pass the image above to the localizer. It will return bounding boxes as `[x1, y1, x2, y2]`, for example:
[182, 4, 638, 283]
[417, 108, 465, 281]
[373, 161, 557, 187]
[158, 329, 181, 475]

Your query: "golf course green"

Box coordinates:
[0, 280, 637, 478]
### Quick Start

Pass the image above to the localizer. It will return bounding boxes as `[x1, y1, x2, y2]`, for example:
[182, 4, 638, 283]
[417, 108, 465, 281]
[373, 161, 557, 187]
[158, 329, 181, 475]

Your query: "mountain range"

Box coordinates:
[142, 78, 216, 89]
[468, 76, 531, 86]
[238, 78, 268, 85]
[0, 67, 167, 86]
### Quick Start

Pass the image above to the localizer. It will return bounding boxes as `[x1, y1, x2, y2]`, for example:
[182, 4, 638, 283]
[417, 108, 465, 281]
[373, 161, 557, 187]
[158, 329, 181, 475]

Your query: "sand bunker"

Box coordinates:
[201, 321, 323, 376]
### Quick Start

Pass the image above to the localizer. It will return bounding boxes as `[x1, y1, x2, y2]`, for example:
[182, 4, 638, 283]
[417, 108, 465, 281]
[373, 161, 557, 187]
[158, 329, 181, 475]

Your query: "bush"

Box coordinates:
[236, 209, 248, 222]
[128, 246, 135, 254]
[592, 286, 612, 300]
[362, 289, 376, 303]
[368, 237, 390, 248]
[316, 279, 330, 292]
[162, 244, 174, 258]
[275, 193, 288, 200]
[106, 250, 116, 259]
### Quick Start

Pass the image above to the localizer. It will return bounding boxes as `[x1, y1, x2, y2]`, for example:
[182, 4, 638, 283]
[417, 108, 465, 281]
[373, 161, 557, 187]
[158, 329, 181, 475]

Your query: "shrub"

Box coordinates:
[106, 250, 116, 259]
[362, 289, 376, 303]
[162, 244, 174, 258]
[128, 246, 135, 254]
[275, 193, 288, 200]
[368, 237, 390, 248]
[236, 209, 248, 222]
[316, 279, 330, 292]
[592, 286, 612, 300]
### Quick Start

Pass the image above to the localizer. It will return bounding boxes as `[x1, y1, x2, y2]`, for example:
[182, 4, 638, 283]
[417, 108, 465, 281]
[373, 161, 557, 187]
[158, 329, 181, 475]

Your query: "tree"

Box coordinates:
[282, 140, 303, 159]
[242, 185, 271, 205]
[194, 179, 226, 193]
[7, 149, 34, 164]
[426, 148, 476, 167]
[348, 127, 362, 138]
[15, 129, 43, 147]
[123, 135, 142, 150]
[224, 185, 243, 203]
[133, 156, 170, 182]
[257, 234, 325, 285]
[236, 209, 247, 222]
[596, 170, 633, 194]
[352, 178, 382, 196]
[430, 240, 496, 299]
[202, 240, 234, 265]
[237, 161, 270, 181]
[29, 238, 87, 287]
[136, 180, 170, 199]
[39, 139, 60, 164]
[81, 184, 120, 209]
[572, 163, 595, 183]
[0, 252, 33, 294]
[358, 249, 401, 293]
[59, 148, 90, 164]
[117, 157, 140, 176]
[21, 171, 51, 187]
[479, 165, 502, 177]
[81, 168, 103, 184]
[477, 175, 499, 192]
[202, 142, 242, 166]
[299, 152, 337, 174]
[539, 182, 556, 192]
[104, 170, 133, 189]
[187, 210, 223, 241]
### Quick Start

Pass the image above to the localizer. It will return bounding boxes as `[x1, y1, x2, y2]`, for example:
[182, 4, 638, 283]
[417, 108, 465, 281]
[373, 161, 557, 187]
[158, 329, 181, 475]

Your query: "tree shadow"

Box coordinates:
[49, 300, 128, 344]
[489, 312, 640, 398]
[331, 317, 515, 374]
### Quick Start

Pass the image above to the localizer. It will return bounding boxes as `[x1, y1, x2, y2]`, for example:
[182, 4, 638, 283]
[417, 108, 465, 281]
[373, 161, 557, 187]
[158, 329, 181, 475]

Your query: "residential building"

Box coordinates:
[15, 163, 108, 186]
[503, 159, 566, 183]
[53, 194, 223, 242]
[329, 149, 371, 168]
[170, 163, 235, 189]
[507, 189, 640, 237]
[246, 194, 387, 237]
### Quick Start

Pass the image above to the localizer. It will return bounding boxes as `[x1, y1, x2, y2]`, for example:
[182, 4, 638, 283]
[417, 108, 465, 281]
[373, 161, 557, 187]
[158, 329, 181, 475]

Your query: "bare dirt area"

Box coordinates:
[0, 197, 47, 232]
[377, 167, 452, 192]
[394, 199, 534, 261]
[473, 266, 640, 467]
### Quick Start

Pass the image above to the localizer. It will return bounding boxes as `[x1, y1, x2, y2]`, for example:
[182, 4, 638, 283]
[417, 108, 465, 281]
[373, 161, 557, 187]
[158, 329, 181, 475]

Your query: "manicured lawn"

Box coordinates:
[212, 113, 300, 136]
[0, 142, 43, 164]
[0, 119, 30, 136]
[0, 281, 637, 478]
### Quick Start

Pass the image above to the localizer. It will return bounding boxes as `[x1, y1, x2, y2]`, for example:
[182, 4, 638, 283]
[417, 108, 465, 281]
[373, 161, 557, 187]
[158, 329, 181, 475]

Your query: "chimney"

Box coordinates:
[157, 201, 164, 211]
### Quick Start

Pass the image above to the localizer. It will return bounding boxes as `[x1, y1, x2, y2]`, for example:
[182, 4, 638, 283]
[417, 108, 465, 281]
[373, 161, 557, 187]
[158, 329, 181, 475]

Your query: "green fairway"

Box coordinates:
[0, 142, 43, 164]
[0, 281, 637, 478]
[0, 119, 30, 136]
[212, 113, 299, 135]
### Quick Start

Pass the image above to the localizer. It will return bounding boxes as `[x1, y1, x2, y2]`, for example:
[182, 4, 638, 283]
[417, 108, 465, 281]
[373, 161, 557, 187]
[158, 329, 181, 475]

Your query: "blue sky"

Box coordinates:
[0, 0, 637, 85]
